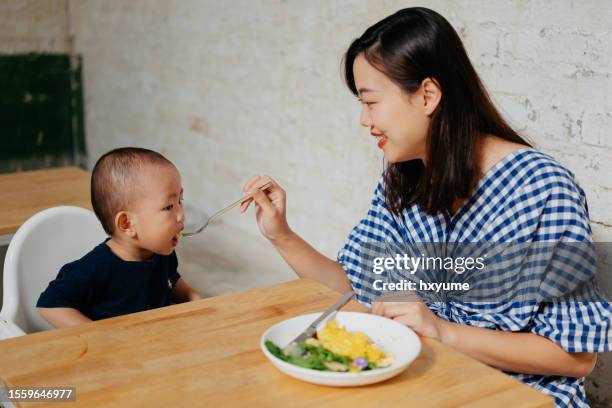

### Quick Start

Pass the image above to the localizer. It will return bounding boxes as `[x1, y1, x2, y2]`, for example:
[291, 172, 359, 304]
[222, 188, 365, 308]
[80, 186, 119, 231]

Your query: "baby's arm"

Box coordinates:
[171, 278, 203, 303]
[37, 307, 91, 329]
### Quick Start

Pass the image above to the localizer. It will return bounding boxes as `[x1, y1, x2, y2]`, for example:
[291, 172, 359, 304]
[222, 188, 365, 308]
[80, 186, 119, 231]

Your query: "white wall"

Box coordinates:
[70, 0, 612, 247]
[0, 0, 71, 53]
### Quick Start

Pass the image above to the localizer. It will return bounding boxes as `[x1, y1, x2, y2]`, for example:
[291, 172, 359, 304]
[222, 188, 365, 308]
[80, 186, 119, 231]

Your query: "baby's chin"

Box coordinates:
[157, 248, 175, 256]
[136, 237, 177, 256]
[145, 244, 175, 256]
[159, 243, 176, 255]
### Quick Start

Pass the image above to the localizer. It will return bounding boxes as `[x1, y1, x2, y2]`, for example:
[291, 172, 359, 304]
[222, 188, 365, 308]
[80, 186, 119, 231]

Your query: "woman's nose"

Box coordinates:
[360, 105, 372, 127]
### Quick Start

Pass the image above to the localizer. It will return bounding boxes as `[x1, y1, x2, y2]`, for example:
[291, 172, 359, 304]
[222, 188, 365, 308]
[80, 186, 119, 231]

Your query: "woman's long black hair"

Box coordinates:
[344, 7, 531, 216]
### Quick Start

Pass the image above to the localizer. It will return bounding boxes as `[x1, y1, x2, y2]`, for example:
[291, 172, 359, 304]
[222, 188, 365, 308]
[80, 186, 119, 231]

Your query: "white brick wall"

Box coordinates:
[68, 0, 612, 245]
[448, 0, 612, 242]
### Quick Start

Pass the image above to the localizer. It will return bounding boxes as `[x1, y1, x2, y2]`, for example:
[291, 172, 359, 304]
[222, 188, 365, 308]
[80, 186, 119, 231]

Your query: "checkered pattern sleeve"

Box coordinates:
[528, 176, 611, 352]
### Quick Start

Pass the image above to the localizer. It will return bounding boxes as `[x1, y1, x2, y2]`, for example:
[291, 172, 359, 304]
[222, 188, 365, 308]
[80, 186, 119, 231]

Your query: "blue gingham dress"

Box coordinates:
[337, 149, 611, 407]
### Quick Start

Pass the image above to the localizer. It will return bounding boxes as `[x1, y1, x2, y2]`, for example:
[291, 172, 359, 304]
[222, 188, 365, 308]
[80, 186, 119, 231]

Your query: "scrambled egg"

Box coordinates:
[315, 320, 389, 365]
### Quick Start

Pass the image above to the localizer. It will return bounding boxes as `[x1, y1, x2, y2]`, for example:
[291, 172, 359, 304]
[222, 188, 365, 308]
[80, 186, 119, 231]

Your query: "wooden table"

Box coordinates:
[0, 279, 553, 407]
[0, 167, 91, 245]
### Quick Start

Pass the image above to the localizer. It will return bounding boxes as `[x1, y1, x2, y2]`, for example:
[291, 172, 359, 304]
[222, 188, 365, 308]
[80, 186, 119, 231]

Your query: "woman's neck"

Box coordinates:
[478, 134, 530, 176]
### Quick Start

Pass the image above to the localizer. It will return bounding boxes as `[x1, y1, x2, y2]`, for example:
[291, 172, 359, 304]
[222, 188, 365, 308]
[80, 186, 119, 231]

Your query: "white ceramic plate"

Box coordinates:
[260, 311, 421, 386]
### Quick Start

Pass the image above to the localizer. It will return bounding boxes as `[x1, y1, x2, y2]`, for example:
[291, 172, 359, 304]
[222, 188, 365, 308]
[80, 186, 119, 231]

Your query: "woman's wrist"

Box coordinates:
[270, 226, 296, 248]
[436, 318, 457, 346]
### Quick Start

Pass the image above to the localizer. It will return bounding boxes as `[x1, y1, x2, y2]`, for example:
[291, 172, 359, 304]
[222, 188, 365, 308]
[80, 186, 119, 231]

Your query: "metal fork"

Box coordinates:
[182, 181, 273, 237]
[282, 291, 355, 357]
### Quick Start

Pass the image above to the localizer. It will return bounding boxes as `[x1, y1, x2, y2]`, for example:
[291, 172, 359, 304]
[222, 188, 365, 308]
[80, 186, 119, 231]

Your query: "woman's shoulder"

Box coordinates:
[480, 141, 591, 241]
[485, 147, 588, 221]
[482, 137, 589, 210]
[498, 148, 591, 235]
[511, 149, 583, 196]
[482, 136, 582, 196]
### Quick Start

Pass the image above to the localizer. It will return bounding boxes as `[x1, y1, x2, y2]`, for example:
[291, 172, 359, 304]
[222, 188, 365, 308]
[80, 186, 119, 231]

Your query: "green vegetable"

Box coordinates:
[265, 340, 287, 361]
[265, 339, 379, 372]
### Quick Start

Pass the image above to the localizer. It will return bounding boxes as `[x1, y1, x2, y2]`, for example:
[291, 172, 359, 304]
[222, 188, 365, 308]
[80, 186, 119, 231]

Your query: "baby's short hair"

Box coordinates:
[91, 147, 174, 235]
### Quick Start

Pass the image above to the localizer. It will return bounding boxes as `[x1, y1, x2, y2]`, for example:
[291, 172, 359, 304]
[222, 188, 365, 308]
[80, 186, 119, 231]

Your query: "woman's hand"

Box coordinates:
[240, 175, 292, 243]
[371, 300, 447, 340]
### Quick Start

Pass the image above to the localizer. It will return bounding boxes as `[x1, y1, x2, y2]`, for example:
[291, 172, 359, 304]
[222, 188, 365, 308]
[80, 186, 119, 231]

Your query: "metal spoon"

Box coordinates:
[181, 181, 273, 237]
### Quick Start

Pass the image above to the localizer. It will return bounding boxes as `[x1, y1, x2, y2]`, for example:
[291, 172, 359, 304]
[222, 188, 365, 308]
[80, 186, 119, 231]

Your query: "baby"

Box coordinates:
[37, 147, 202, 328]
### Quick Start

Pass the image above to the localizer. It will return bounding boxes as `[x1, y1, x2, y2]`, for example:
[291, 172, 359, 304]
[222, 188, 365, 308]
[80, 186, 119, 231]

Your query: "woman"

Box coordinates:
[240, 8, 609, 407]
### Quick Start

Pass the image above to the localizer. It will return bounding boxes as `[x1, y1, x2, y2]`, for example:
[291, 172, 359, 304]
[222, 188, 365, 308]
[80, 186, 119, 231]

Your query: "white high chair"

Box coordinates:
[0, 206, 107, 337]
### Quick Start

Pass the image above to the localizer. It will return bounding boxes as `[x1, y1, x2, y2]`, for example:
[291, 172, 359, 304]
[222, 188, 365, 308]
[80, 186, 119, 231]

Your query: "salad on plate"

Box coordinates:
[265, 320, 393, 372]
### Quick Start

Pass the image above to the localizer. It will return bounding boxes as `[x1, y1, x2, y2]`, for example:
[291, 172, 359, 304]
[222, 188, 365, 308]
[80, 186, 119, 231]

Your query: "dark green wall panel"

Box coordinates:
[0, 53, 86, 171]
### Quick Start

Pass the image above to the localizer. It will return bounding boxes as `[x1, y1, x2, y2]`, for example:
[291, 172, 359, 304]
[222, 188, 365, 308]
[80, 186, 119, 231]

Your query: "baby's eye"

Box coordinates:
[163, 204, 174, 211]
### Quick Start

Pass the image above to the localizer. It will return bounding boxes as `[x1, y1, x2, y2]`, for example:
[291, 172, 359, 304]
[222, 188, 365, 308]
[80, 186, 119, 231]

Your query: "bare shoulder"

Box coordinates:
[479, 134, 531, 174]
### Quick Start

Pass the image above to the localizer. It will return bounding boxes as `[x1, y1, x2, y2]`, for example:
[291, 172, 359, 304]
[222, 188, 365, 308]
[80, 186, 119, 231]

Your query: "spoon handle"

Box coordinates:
[208, 180, 273, 223]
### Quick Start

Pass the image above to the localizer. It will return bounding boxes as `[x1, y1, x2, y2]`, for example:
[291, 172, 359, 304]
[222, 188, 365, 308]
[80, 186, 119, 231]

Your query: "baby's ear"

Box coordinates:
[115, 211, 137, 238]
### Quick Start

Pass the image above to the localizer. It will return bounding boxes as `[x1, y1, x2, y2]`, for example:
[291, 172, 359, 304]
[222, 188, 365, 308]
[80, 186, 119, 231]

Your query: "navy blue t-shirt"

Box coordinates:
[36, 240, 181, 320]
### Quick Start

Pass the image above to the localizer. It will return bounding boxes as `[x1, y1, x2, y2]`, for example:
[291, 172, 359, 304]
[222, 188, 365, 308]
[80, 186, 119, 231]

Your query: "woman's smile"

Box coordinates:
[371, 130, 388, 149]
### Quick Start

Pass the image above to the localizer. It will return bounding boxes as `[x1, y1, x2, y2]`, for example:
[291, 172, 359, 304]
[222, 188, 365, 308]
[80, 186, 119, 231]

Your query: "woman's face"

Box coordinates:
[353, 53, 439, 163]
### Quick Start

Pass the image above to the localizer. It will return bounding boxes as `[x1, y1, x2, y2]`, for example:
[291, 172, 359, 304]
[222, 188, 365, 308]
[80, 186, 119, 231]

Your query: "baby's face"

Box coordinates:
[130, 164, 184, 255]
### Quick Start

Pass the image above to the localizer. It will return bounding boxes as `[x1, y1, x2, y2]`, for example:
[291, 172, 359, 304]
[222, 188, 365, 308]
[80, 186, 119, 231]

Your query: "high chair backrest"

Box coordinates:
[1, 206, 107, 334]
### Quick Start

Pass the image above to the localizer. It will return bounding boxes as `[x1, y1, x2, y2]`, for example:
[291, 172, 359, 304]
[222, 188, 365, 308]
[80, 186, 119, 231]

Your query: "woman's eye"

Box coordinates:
[163, 204, 174, 211]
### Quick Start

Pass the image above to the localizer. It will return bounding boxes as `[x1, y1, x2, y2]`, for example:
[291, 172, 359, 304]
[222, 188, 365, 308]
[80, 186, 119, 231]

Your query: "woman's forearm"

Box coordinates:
[438, 319, 597, 377]
[273, 230, 353, 294]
